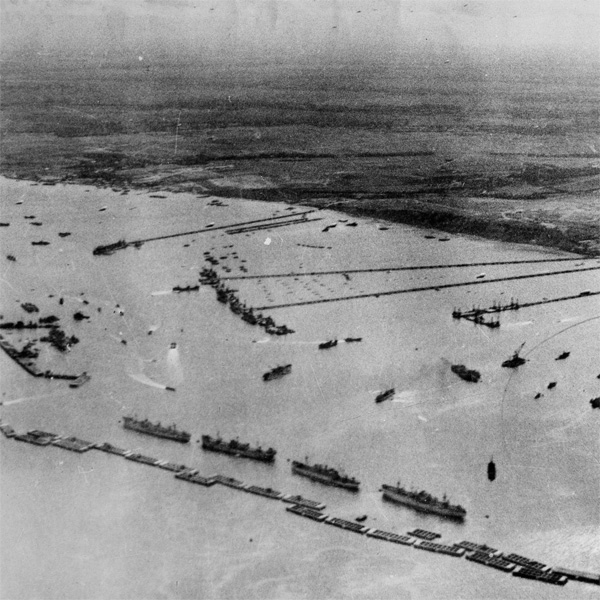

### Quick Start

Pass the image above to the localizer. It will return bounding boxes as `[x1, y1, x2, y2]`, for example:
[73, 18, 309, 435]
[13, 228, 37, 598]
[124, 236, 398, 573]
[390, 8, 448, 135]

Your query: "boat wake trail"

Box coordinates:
[392, 390, 420, 403]
[127, 373, 169, 390]
[151, 290, 172, 296]
[166, 347, 184, 384]
[505, 321, 534, 328]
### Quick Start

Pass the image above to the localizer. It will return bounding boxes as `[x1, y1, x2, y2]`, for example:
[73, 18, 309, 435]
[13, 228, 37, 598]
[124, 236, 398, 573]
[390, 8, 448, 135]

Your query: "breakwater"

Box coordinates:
[2, 421, 598, 590]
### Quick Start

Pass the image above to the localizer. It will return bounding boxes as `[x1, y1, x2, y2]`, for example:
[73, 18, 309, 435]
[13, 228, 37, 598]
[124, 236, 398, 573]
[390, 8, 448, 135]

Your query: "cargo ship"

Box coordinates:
[291, 459, 360, 491]
[201, 435, 276, 462]
[375, 388, 394, 403]
[122, 416, 190, 443]
[263, 364, 291, 381]
[382, 482, 466, 520]
[451, 364, 481, 383]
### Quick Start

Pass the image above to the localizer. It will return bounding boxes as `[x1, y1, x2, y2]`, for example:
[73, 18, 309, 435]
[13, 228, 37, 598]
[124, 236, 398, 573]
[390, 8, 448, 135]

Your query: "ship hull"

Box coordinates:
[382, 486, 466, 520]
[123, 418, 190, 443]
[201, 437, 275, 462]
[292, 463, 359, 491]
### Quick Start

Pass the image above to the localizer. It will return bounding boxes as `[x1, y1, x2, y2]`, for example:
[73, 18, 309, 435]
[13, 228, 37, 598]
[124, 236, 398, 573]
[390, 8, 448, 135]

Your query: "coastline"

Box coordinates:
[3, 169, 598, 258]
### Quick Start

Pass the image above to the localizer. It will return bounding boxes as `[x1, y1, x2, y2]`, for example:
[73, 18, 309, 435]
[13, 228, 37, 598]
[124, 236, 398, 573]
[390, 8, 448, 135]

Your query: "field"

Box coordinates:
[1, 57, 599, 255]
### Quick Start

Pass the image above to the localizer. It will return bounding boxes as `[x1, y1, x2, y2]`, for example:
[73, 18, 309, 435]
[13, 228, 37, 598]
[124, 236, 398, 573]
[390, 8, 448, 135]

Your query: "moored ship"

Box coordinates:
[201, 435, 276, 462]
[291, 459, 360, 491]
[122, 416, 190, 443]
[263, 364, 292, 381]
[381, 482, 466, 520]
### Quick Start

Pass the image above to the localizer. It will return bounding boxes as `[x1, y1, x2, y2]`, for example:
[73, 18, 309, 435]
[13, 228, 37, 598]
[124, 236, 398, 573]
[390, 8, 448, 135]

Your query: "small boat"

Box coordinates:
[590, 397, 600, 409]
[355, 515, 367, 522]
[375, 388, 394, 403]
[547, 381, 557, 389]
[487, 459, 496, 482]
[170, 342, 177, 349]
[263, 364, 292, 381]
[318, 339, 338, 349]
[451, 364, 481, 383]
[555, 351, 570, 360]
[502, 343, 526, 368]
[344, 337, 362, 343]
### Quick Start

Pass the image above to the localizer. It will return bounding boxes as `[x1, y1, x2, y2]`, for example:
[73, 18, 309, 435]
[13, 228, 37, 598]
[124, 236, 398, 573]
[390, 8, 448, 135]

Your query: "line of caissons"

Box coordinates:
[2, 422, 598, 589]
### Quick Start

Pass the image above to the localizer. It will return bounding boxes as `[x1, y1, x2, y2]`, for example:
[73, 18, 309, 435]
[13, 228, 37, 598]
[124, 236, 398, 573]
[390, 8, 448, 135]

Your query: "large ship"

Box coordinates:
[201, 435, 276, 462]
[122, 416, 190, 443]
[291, 459, 360, 491]
[381, 482, 466, 520]
[263, 364, 292, 381]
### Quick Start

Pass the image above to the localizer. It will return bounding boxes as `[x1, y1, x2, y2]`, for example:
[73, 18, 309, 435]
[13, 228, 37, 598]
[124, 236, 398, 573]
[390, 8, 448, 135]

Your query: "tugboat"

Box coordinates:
[122, 416, 190, 443]
[502, 343, 527, 368]
[263, 364, 292, 381]
[555, 351, 570, 360]
[201, 435, 276, 462]
[318, 339, 338, 349]
[381, 481, 466, 520]
[292, 459, 360, 491]
[451, 364, 481, 383]
[375, 388, 395, 403]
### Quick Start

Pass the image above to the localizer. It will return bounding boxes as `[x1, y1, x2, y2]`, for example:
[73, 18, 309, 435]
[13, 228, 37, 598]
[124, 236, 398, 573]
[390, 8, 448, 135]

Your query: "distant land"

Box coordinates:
[1, 57, 599, 256]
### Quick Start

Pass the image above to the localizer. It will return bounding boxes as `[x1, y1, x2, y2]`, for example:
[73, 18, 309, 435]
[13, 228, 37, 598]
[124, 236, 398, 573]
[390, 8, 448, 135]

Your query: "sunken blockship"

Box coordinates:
[382, 482, 466, 520]
[292, 459, 360, 491]
[200, 266, 294, 335]
[3, 420, 598, 590]
[201, 435, 276, 463]
[122, 416, 191, 443]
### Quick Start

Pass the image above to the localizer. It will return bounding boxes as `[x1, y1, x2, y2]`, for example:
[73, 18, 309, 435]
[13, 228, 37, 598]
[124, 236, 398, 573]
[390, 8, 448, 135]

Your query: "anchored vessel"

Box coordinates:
[502, 344, 526, 368]
[382, 482, 466, 520]
[201, 435, 276, 462]
[292, 459, 360, 491]
[318, 340, 338, 349]
[451, 364, 481, 383]
[263, 364, 292, 381]
[122, 416, 190, 443]
[375, 388, 395, 403]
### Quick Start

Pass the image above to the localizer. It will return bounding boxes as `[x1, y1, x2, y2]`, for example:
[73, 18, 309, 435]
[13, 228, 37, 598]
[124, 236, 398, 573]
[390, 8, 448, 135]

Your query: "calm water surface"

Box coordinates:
[1, 177, 599, 599]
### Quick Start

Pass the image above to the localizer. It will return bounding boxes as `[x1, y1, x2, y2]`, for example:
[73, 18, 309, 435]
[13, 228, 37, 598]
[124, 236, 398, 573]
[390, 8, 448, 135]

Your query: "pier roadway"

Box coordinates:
[3, 422, 599, 589]
[93, 210, 316, 254]
[223, 257, 592, 280]
[252, 265, 600, 311]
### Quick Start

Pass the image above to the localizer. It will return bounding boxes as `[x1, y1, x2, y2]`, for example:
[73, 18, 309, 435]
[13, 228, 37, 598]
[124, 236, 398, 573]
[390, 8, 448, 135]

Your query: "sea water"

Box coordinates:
[1, 177, 599, 599]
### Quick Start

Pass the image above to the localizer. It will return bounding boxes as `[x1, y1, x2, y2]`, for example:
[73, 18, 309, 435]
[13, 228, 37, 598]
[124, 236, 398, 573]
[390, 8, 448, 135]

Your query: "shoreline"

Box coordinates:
[3, 171, 597, 258]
